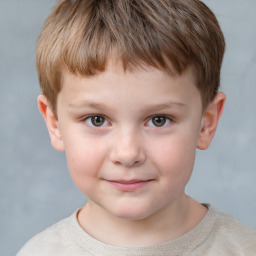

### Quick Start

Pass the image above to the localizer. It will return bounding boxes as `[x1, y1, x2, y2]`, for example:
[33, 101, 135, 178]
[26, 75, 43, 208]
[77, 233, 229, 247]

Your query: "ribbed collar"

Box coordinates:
[66, 205, 219, 256]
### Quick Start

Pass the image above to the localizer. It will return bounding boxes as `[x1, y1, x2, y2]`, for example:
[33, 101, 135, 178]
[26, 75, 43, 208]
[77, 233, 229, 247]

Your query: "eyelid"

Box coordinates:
[145, 115, 173, 128]
[80, 114, 111, 128]
[79, 114, 174, 129]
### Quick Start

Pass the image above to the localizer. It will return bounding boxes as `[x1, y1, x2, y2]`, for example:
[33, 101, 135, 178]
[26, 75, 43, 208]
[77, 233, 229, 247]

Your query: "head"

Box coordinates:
[37, 0, 226, 222]
[37, 0, 225, 115]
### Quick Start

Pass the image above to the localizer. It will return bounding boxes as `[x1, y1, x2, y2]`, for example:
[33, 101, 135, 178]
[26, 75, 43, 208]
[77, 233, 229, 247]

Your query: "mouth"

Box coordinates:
[105, 179, 154, 192]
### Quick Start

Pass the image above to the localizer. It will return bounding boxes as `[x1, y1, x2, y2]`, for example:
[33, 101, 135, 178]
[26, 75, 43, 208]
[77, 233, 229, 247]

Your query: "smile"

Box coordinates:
[106, 179, 153, 192]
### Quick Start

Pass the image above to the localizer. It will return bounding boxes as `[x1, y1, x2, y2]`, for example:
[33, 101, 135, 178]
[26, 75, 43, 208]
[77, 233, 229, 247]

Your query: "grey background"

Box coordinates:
[0, 0, 255, 255]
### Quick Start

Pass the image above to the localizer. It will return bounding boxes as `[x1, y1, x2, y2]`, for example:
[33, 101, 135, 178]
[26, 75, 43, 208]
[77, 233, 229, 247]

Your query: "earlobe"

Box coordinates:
[197, 92, 226, 150]
[38, 95, 65, 152]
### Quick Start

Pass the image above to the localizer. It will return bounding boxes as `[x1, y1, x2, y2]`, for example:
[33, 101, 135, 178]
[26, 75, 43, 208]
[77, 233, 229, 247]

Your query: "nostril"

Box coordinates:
[115, 159, 140, 167]
[109, 135, 146, 167]
[110, 150, 146, 167]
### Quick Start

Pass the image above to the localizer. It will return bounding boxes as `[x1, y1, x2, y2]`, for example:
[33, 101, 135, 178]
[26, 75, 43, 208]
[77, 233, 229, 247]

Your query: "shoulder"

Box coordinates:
[206, 207, 256, 254]
[17, 211, 78, 256]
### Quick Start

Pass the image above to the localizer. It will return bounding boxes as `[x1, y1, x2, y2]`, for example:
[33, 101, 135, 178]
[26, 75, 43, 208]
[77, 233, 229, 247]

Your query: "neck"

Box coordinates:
[77, 195, 207, 247]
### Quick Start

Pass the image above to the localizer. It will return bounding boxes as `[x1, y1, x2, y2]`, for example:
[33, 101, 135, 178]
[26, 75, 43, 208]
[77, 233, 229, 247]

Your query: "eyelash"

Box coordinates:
[81, 114, 173, 129]
[81, 115, 109, 128]
[146, 115, 173, 128]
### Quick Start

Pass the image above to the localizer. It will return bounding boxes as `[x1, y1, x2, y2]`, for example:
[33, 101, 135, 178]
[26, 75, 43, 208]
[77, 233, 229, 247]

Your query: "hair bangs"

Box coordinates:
[37, 0, 225, 113]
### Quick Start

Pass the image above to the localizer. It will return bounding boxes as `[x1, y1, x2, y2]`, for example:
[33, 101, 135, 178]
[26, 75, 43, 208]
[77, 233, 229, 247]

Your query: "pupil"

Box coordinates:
[153, 116, 166, 127]
[92, 116, 104, 126]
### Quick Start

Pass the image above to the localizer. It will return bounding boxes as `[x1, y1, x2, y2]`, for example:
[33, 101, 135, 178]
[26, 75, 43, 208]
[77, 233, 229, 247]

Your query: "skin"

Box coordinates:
[38, 63, 225, 247]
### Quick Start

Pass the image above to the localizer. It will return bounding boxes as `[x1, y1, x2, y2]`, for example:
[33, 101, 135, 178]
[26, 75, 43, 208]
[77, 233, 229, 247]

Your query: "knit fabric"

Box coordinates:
[17, 206, 256, 256]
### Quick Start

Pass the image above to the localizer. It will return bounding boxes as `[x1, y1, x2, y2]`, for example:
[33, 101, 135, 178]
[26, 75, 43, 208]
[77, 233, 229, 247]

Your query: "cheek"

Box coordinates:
[152, 134, 196, 182]
[63, 137, 107, 191]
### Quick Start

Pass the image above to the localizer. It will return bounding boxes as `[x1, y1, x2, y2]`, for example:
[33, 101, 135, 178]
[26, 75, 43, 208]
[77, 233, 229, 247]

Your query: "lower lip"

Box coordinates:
[107, 180, 152, 192]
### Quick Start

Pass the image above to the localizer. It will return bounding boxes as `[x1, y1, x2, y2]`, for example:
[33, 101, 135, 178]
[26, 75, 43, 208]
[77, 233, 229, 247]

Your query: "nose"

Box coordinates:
[109, 130, 146, 167]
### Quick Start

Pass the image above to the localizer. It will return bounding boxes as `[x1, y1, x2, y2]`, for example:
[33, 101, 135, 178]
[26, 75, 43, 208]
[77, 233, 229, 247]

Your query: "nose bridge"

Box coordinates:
[110, 126, 145, 167]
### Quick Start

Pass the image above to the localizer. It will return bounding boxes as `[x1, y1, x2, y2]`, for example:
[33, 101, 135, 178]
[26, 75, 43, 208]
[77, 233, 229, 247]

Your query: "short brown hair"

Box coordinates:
[36, 0, 225, 113]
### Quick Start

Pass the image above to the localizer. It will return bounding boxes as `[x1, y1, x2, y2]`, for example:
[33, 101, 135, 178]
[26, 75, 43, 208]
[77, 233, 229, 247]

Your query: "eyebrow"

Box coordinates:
[145, 102, 187, 111]
[69, 101, 107, 109]
[69, 101, 187, 112]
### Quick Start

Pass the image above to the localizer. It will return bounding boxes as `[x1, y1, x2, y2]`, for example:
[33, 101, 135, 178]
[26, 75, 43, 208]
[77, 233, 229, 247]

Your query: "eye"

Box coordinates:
[146, 116, 172, 127]
[85, 115, 108, 127]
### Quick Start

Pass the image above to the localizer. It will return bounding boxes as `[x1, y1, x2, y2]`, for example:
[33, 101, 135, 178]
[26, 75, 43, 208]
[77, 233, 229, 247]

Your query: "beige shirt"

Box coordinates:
[17, 206, 256, 256]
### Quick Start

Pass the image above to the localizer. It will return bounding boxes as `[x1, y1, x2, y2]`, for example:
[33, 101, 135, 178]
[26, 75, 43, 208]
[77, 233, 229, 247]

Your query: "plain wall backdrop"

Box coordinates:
[0, 0, 255, 255]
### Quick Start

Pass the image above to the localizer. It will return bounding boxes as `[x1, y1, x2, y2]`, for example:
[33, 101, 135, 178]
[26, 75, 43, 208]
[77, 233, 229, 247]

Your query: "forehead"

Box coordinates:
[62, 58, 196, 87]
[59, 63, 202, 112]
[61, 62, 194, 91]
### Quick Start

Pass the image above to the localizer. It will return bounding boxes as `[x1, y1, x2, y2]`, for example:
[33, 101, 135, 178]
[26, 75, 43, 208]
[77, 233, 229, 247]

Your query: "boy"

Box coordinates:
[18, 0, 256, 255]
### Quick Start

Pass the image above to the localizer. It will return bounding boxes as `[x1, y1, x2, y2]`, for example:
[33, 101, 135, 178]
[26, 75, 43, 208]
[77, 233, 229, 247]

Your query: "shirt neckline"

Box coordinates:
[67, 204, 218, 256]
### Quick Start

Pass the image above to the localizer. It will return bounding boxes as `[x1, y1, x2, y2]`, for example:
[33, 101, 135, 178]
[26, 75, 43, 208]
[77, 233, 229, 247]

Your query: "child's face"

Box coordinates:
[42, 63, 217, 221]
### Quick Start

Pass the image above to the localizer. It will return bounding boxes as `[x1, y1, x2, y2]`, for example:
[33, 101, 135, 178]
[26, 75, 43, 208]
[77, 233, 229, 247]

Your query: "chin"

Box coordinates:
[109, 204, 157, 221]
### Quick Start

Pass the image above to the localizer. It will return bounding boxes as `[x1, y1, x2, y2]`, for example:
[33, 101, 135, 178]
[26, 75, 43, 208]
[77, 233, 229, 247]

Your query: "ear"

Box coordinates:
[197, 92, 226, 150]
[38, 95, 65, 152]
